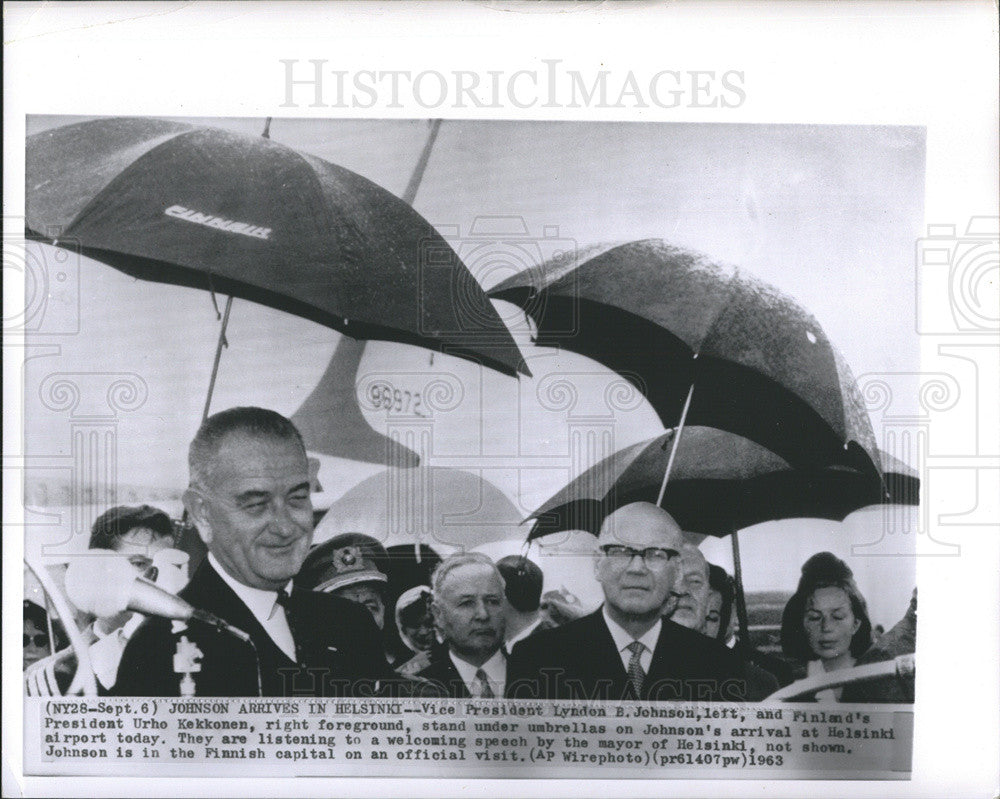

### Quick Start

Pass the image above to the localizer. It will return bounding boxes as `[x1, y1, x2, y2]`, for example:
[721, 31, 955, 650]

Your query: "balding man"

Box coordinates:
[506, 502, 748, 701]
[114, 407, 395, 697]
[669, 543, 711, 632]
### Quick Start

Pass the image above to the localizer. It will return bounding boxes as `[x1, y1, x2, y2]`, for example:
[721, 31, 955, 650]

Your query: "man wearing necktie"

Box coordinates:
[506, 502, 750, 702]
[113, 407, 393, 697]
[416, 553, 507, 699]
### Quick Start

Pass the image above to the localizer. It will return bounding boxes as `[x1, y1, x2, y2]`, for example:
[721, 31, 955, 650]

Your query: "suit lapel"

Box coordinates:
[586, 609, 630, 697]
[287, 589, 344, 668]
[647, 619, 698, 684]
[427, 647, 472, 698]
[182, 562, 294, 665]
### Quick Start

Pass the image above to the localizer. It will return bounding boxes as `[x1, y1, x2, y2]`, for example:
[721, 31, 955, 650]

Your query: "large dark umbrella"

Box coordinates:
[26, 117, 527, 378]
[289, 120, 443, 469]
[526, 427, 919, 542]
[524, 426, 918, 657]
[490, 239, 876, 473]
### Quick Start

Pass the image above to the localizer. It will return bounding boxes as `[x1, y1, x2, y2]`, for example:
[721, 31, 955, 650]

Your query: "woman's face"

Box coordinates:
[803, 586, 860, 662]
[23, 618, 50, 670]
[703, 589, 723, 639]
[402, 612, 435, 652]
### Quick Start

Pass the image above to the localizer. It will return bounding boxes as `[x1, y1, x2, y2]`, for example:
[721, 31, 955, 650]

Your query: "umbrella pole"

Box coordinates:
[202, 295, 234, 421]
[730, 526, 751, 655]
[655, 380, 696, 506]
[402, 120, 442, 205]
[200, 119, 270, 423]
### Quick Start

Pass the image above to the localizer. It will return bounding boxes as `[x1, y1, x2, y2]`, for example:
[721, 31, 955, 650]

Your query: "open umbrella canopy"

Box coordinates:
[527, 427, 919, 541]
[26, 117, 527, 377]
[313, 466, 524, 551]
[490, 239, 877, 471]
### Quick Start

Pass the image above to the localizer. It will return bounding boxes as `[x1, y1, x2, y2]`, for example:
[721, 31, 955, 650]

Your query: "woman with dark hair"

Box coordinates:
[781, 552, 873, 701]
[705, 564, 736, 643]
[23, 600, 54, 671]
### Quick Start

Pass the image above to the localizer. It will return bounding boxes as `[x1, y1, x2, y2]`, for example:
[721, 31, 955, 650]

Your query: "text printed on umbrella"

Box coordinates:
[164, 205, 272, 240]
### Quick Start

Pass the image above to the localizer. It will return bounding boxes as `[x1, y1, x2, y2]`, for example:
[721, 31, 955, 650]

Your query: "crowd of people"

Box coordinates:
[24, 406, 915, 703]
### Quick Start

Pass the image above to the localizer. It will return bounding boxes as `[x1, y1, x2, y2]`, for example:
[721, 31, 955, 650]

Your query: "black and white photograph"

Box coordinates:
[19, 113, 922, 769]
[4, 3, 998, 798]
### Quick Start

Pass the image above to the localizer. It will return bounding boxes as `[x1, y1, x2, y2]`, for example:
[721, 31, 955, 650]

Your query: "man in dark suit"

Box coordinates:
[416, 552, 506, 699]
[703, 562, 783, 699]
[113, 407, 393, 697]
[506, 502, 748, 702]
[496, 555, 545, 651]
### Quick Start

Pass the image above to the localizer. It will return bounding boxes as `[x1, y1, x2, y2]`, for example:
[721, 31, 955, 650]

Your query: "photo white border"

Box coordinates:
[4, 2, 998, 798]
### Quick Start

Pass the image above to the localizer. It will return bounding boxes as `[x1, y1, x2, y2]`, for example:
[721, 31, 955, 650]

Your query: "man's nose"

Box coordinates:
[624, 553, 649, 572]
[268, 502, 302, 536]
[472, 599, 490, 618]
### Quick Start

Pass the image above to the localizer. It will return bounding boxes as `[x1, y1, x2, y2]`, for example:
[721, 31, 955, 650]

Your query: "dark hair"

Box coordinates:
[496, 555, 543, 613]
[23, 600, 68, 651]
[23, 600, 49, 630]
[707, 563, 735, 642]
[88, 504, 174, 551]
[780, 552, 872, 662]
[189, 406, 305, 488]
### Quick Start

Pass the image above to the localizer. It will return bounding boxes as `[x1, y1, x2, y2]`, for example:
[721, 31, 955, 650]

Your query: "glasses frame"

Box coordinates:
[23, 632, 51, 648]
[599, 544, 680, 569]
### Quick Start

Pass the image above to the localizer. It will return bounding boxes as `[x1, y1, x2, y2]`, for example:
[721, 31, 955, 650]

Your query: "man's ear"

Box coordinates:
[592, 549, 603, 579]
[182, 488, 212, 545]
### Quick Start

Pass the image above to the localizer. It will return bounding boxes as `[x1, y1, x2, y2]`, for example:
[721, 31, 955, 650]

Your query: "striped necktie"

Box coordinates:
[473, 668, 494, 698]
[626, 641, 646, 698]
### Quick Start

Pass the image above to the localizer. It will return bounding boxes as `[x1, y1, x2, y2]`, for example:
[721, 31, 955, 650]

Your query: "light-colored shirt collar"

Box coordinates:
[208, 553, 292, 623]
[448, 647, 506, 697]
[602, 605, 661, 668]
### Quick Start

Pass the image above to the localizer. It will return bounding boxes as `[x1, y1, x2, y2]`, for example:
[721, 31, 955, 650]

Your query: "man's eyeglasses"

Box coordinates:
[600, 544, 679, 568]
[24, 633, 50, 648]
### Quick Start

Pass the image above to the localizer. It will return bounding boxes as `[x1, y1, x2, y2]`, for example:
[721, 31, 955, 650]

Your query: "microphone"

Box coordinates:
[65, 551, 250, 642]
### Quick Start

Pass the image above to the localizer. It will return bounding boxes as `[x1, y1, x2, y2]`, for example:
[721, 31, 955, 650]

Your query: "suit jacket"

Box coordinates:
[506, 608, 751, 702]
[112, 561, 394, 697]
[744, 661, 780, 701]
[414, 645, 475, 699]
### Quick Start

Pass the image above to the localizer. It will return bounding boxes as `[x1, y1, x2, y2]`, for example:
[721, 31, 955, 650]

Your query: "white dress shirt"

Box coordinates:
[602, 606, 661, 674]
[89, 612, 144, 690]
[448, 648, 506, 698]
[208, 554, 297, 661]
